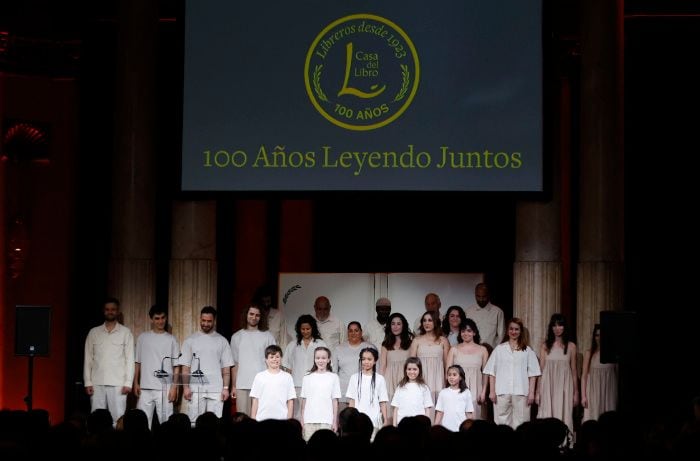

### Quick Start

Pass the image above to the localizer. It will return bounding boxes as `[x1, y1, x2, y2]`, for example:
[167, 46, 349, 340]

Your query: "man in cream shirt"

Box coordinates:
[413, 293, 443, 333]
[364, 297, 391, 350]
[465, 283, 505, 350]
[84, 297, 135, 425]
[313, 296, 345, 353]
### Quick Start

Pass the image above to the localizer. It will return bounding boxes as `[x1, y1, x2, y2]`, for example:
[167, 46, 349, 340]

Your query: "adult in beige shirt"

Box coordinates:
[313, 296, 345, 353]
[253, 285, 291, 349]
[84, 297, 135, 425]
[364, 297, 392, 351]
[465, 283, 504, 350]
[413, 293, 443, 333]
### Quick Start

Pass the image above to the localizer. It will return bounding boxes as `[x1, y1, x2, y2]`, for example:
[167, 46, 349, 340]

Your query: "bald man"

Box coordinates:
[465, 283, 504, 349]
[313, 296, 345, 353]
[413, 293, 443, 333]
[364, 297, 392, 350]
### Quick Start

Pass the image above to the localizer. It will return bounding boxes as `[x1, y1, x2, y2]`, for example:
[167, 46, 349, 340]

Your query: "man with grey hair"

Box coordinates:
[413, 292, 443, 333]
[313, 296, 345, 353]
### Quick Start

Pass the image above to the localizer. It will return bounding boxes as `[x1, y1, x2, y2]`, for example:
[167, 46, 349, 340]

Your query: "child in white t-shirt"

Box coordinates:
[390, 357, 433, 425]
[346, 347, 389, 436]
[250, 345, 296, 421]
[300, 346, 341, 440]
[435, 364, 474, 431]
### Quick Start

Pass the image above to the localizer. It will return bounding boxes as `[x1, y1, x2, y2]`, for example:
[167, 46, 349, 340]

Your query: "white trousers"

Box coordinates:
[91, 385, 127, 425]
[137, 388, 174, 428]
[187, 391, 224, 424]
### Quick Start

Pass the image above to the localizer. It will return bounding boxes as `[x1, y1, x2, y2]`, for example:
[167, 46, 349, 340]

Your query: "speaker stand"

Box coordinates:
[23, 352, 35, 411]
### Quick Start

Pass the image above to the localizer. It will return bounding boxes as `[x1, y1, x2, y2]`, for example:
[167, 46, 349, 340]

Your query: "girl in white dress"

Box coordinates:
[335, 322, 374, 413]
[346, 347, 389, 439]
[435, 364, 474, 431]
[300, 346, 341, 440]
[391, 357, 433, 426]
[283, 314, 328, 420]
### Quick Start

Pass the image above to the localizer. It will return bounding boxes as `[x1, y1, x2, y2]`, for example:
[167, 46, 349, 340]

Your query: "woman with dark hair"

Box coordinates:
[581, 324, 618, 421]
[447, 318, 489, 419]
[283, 314, 327, 420]
[334, 322, 374, 413]
[409, 311, 450, 411]
[379, 313, 413, 405]
[536, 313, 578, 434]
[442, 305, 467, 346]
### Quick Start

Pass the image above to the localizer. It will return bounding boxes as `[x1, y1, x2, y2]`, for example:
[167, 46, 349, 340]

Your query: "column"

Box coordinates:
[108, 0, 158, 337]
[512, 67, 575, 351]
[577, 0, 624, 353]
[169, 201, 217, 348]
[513, 202, 562, 351]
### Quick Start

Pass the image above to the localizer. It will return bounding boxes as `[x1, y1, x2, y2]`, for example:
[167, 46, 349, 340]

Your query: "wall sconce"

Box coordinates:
[8, 215, 29, 280]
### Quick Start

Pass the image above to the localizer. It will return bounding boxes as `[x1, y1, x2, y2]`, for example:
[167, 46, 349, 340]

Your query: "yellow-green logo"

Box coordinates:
[305, 14, 420, 131]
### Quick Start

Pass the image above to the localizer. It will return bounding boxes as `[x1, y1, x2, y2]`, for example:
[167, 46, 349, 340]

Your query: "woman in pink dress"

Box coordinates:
[447, 318, 489, 419]
[536, 313, 578, 434]
[379, 313, 413, 406]
[409, 310, 450, 416]
[581, 324, 618, 421]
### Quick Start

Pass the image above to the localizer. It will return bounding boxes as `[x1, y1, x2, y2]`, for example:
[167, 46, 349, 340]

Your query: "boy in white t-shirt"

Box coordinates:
[250, 345, 296, 421]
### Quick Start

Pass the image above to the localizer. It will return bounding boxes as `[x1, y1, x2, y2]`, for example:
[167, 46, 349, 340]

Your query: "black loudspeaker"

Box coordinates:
[15, 305, 51, 356]
[599, 310, 638, 364]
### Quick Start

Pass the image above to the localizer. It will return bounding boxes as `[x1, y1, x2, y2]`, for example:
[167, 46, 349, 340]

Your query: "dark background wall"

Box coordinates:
[1, 0, 698, 422]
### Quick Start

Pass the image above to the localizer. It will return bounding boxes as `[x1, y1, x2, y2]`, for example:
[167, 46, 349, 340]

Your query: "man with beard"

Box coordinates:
[364, 297, 392, 353]
[230, 304, 276, 415]
[84, 297, 134, 425]
[179, 306, 234, 422]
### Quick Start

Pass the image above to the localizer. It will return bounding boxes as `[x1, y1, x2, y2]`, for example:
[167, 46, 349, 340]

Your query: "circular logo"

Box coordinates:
[304, 14, 420, 131]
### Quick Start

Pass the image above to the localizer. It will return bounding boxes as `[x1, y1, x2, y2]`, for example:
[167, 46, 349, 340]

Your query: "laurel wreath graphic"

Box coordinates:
[282, 285, 302, 305]
[393, 64, 410, 102]
[312, 65, 329, 102]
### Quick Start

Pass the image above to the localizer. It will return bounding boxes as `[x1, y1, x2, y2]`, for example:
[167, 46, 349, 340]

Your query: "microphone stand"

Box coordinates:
[154, 353, 181, 424]
[154, 353, 181, 378]
[191, 353, 204, 381]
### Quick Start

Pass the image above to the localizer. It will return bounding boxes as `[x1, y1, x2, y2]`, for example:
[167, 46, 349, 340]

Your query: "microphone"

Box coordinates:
[191, 352, 204, 378]
[154, 353, 182, 378]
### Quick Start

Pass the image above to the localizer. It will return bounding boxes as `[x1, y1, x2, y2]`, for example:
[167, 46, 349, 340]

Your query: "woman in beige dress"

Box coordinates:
[581, 324, 618, 421]
[379, 313, 413, 405]
[447, 318, 489, 419]
[409, 311, 450, 414]
[536, 313, 578, 434]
